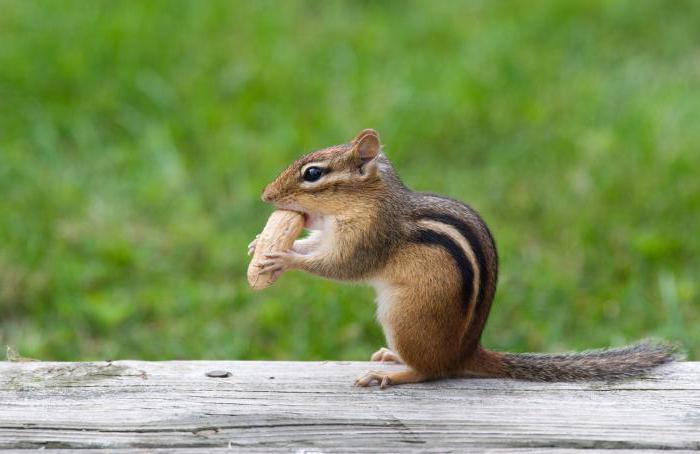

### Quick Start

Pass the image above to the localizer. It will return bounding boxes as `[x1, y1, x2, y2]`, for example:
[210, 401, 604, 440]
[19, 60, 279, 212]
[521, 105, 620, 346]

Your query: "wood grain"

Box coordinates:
[0, 360, 698, 451]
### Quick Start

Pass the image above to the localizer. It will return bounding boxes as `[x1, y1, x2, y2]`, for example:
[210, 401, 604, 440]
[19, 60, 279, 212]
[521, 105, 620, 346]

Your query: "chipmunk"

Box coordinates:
[249, 129, 677, 388]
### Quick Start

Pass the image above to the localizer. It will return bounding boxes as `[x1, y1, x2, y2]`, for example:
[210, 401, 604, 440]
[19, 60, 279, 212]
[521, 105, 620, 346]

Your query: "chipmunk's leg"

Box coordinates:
[370, 347, 402, 363]
[259, 248, 333, 281]
[258, 250, 303, 280]
[291, 230, 322, 254]
[354, 369, 426, 389]
[258, 231, 324, 279]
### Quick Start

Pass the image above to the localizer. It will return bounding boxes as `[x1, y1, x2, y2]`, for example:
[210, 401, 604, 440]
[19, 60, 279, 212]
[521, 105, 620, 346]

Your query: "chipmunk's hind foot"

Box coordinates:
[370, 347, 402, 363]
[354, 369, 425, 389]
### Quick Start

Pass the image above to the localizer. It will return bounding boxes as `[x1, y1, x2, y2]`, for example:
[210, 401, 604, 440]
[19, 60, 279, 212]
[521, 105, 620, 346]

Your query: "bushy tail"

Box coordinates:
[470, 340, 680, 381]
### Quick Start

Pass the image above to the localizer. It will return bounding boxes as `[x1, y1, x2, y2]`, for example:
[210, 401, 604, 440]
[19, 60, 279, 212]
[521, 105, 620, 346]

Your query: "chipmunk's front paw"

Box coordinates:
[258, 250, 301, 280]
[371, 347, 402, 363]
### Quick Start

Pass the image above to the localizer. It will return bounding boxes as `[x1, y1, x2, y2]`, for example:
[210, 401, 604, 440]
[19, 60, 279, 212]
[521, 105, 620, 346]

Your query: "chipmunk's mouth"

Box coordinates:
[272, 201, 321, 229]
[299, 211, 324, 230]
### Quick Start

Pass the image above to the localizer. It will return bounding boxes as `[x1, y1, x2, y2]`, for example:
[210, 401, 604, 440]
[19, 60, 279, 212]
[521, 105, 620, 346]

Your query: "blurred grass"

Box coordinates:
[0, 0, 698, 361]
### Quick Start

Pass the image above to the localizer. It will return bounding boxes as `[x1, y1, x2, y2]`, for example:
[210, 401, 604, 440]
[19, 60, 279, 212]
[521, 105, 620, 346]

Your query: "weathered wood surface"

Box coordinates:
[1, 360, 699, 452]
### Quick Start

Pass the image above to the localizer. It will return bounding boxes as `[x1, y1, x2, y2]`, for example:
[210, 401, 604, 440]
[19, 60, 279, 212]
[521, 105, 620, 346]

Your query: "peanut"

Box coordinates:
[247, 210, 304, 290]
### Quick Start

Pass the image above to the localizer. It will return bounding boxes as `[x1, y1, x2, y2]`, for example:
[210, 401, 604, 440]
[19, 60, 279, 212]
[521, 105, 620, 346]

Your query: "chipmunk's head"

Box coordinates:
[262, 129, 389, 221]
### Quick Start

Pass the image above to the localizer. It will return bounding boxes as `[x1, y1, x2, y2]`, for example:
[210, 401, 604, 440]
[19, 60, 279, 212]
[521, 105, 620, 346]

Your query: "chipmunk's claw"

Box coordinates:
[247, 234, 260, 256]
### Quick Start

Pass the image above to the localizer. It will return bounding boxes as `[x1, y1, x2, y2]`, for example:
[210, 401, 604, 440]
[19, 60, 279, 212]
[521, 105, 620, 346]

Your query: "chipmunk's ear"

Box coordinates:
[351, 129, 380, 163]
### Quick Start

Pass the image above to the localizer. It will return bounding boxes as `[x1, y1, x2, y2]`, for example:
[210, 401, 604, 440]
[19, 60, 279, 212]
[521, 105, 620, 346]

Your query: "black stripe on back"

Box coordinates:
[412, 229, 474, 314]
[415, 211, 489, 309]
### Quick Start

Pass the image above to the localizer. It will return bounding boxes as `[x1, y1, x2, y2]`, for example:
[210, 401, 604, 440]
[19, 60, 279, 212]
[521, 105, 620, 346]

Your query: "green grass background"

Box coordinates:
[1, 0, 698, 361]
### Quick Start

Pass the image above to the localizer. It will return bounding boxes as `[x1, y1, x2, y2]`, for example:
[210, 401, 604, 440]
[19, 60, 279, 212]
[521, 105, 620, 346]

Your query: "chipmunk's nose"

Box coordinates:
[261, 184, 277, 203]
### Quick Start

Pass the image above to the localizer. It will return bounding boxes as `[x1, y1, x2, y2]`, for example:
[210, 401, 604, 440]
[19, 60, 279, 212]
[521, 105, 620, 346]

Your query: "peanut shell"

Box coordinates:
[247, 210, 304, 290]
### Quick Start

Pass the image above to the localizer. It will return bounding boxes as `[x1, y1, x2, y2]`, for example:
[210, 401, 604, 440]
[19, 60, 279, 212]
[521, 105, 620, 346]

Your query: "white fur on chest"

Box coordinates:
[371, 281, 396, 350]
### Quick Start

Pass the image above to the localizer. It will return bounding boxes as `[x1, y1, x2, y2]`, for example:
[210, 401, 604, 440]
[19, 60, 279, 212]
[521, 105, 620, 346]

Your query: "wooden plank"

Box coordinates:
[0, 360, 699, 451]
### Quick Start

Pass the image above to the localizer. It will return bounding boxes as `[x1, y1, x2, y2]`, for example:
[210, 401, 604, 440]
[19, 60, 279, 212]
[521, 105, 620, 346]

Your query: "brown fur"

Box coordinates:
[256, 129, 679, 387]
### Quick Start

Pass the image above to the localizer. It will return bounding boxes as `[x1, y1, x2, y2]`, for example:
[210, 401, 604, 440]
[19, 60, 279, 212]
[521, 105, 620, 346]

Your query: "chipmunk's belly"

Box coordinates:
[372, 281, 397, 351]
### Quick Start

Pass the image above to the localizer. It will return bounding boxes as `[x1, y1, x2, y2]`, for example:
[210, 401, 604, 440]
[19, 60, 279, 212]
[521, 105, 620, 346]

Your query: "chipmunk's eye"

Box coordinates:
[303, 166, 325, 182]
